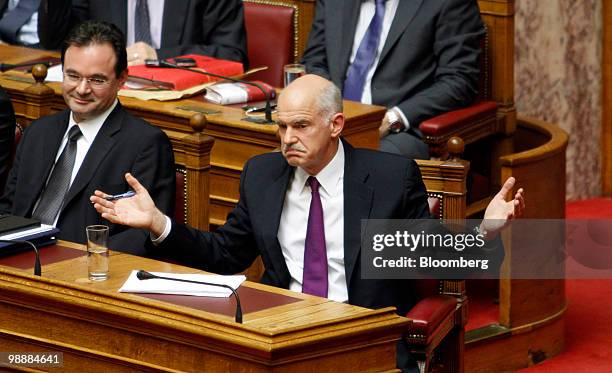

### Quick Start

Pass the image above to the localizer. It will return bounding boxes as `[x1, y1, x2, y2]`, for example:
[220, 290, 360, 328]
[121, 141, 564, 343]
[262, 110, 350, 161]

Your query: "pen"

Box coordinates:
[104, 191, 136, 201]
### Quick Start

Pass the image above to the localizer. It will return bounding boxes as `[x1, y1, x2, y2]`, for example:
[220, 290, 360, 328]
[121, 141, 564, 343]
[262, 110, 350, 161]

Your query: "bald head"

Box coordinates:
[276, 74, 345, 175]
[278, 74, 343, 122]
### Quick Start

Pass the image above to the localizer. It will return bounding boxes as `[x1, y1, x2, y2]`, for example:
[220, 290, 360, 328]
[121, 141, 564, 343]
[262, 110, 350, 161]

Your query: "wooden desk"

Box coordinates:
[0, 45, 384, 227]
[0, 241, 408, 372]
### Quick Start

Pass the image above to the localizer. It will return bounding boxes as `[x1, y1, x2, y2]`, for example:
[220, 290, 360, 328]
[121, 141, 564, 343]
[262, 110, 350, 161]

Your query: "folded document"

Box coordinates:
[119, 270, 246, 297]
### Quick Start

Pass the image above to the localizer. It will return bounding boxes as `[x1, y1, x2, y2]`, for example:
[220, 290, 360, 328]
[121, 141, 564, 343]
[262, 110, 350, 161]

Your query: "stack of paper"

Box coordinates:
[119, 270, 246, 298]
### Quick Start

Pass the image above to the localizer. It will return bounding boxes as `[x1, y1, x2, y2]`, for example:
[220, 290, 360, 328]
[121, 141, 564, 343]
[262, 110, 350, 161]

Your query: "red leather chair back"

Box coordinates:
[243, 0, 297, 87]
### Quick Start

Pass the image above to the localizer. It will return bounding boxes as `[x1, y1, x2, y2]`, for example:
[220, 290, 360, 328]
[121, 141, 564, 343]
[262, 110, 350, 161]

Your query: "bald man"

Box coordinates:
[91, 74, 524, 371]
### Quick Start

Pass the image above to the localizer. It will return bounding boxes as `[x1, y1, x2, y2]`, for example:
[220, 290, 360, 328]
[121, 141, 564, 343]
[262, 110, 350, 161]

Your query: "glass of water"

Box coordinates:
[86, 225, 109, 281]
[283, 63, 306, 87]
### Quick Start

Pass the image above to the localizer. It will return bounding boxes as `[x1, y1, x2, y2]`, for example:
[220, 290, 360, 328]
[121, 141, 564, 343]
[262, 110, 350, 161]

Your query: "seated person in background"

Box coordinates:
[0, 86, 16, 192]
[0, 20, 175, 256]
[0, 0, 40, 47]
[301, 0, 484, 159]
[38, 0, 248, 66]
[90, 74, 524, 371]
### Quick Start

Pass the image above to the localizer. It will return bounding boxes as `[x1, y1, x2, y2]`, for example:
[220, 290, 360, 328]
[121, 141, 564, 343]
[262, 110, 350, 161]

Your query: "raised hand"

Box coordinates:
[90, 173, 167, 236]
[480, 177, 525, 238]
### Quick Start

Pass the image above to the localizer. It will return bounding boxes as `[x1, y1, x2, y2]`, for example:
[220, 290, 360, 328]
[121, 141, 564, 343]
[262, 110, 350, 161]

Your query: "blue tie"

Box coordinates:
[134, 0, 153, 45]
[343, 0, 386, 101]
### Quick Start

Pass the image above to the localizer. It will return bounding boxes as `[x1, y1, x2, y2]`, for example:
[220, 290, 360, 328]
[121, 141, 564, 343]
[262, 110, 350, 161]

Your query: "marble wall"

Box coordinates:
[515, 0, 602, 200]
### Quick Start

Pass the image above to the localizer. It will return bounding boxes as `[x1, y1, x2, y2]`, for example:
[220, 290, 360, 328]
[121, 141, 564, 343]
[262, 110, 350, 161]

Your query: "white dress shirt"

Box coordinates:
[277, 141, 347, 302]
[33, 100, 118, 226]
[127, 0, 165, 49]
[347, 0, 409, 128]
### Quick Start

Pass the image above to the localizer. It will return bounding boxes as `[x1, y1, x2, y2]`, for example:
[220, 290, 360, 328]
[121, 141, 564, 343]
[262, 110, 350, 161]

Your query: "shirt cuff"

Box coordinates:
[150, 215, 172, 245]
[392, 106, 410, 130]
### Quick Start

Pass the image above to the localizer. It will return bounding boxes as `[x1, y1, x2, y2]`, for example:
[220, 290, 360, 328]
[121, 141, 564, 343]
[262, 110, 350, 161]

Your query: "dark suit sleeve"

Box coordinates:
[107, 129, 175, 255]
[0, 88, 15, 193]
[0, 107, 20, 214]
[149, 158, 260, 274]
[156, 0, 248, 67]
[398, 0, 484, 126]
[38, 0, 89, 50]
[300, 0, 331, 80]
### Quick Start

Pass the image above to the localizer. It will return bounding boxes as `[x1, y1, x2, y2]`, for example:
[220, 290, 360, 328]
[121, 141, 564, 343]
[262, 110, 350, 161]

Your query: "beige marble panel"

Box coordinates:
[515, 0, 602, 200]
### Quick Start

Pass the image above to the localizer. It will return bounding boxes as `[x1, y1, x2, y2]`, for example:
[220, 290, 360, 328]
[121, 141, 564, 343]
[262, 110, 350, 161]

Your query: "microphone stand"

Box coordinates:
[136, 270, 243, 323]
[0, 239, 41, 276]
[156, 60, 274, 123]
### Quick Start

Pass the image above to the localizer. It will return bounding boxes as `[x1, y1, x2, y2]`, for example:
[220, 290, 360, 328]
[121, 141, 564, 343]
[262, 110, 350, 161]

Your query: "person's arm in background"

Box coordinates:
[300, 0, 331, 80]
[107, 130, 175, 256]
[0, 88, 15, 193]
[155, 0, 248, 67]
[38, 0, 89, 50]
[397, 0, 484, 127]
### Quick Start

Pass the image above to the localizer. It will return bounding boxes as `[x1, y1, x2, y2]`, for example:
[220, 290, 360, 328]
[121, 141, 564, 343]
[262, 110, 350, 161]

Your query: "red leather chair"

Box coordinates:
[409, 142, 469, 373]
[243, 0, 298, 87]
[420, 26, 499, 159]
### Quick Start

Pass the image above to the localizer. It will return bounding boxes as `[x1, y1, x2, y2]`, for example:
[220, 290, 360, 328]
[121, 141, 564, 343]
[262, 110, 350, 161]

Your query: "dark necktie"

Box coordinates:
[134, 0, 153, 45]
[343, 0, 386, 101]
[32, 125, 82, 225]
[302, 177, 328, 298]
[0, 0, 40, 44]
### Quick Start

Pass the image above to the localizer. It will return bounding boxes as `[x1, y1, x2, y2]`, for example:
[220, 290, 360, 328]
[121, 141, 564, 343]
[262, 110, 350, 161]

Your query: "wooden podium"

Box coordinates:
[0, 241, 409, 372]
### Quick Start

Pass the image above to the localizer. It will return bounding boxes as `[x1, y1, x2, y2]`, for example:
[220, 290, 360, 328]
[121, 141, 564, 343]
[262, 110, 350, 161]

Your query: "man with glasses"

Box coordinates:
[0, 20, 175, 255]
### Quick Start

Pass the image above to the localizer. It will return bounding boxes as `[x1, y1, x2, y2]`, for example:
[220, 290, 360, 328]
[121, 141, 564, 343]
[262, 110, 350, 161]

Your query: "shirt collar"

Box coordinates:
[67, 99, 118, 143]
[295, 140, 345, 196]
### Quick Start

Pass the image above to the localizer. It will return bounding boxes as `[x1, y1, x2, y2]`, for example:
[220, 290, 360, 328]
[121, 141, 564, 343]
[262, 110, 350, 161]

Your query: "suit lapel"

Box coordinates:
[111, 0, 128, 37]
[261, 162, 293, 277]
[62, 105, 123, 209]
[342, 141, 373, 287]
[160, 0, 189, 47]
[378, 0, 423, 65]
[334, 0, 362, 82]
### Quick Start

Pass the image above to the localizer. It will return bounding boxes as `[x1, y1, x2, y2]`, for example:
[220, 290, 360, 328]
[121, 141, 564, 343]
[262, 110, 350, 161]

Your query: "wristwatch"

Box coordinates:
[386, 110, 404, 133]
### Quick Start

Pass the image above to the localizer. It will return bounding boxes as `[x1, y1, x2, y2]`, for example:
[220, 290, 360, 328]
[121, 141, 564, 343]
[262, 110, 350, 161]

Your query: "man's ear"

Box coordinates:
[117, 69, 128, 86]
[330, 112, 345, 139]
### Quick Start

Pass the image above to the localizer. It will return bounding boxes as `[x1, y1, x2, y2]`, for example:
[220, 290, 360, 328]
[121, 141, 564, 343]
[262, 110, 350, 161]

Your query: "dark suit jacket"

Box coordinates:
[153, 140, 430, 314]
[38, 0, 248, 66]
[0, 86, 15, 192]
[0, 103, 175, 256]
[301, 0, 484, 127]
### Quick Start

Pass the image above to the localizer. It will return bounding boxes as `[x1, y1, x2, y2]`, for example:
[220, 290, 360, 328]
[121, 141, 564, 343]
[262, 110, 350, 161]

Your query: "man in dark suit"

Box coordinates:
[301, 0, 484, 159]
[0, 87, 16, 193]
[0, 20, 175, 255]
[37, 0, 248, 66]
[91, 74, 524, 371]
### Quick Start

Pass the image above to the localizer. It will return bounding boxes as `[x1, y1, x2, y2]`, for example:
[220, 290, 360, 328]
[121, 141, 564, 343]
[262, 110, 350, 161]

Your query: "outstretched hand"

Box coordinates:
[90, 173, 167, 236]
[480, 177, 525, 239]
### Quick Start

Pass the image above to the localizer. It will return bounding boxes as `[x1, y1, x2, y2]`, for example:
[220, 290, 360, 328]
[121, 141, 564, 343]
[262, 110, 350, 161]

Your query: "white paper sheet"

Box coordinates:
[0, 224, 55, 240]
[119, 270, 246, 297]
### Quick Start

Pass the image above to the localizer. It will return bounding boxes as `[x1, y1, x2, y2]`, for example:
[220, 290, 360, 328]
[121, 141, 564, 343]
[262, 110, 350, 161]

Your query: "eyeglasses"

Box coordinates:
[63, 72, 111, 88]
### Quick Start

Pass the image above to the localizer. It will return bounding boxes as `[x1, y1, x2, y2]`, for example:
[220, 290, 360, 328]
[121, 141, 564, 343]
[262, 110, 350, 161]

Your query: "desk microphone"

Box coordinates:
[0, 239, 41, 276]
[136, 270, 243, 323]
[153, 60, 274, 123]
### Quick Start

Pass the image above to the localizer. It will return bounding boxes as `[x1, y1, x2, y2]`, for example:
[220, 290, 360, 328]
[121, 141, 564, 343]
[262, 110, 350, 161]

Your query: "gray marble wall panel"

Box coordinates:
[515, 0, 602, 200]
